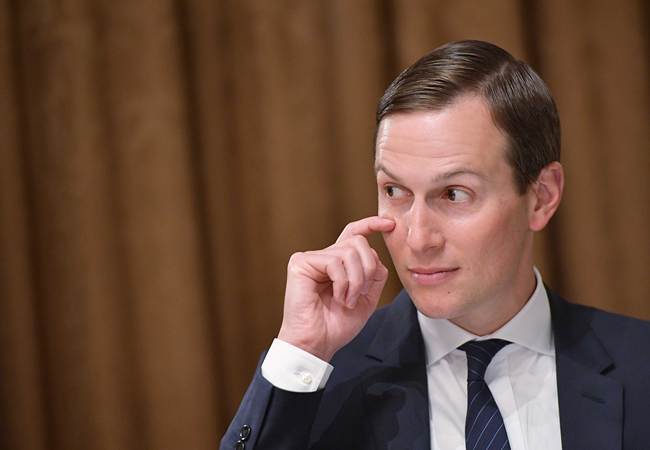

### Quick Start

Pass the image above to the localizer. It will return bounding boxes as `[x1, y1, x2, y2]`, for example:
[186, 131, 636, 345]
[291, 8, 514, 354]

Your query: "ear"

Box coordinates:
[528, 161, 564, 231]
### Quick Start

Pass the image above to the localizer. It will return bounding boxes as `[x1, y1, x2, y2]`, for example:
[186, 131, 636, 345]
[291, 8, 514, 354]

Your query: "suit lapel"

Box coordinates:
[357, 288, 625, 450]
[549, 291, 623, 450]
[364, 291, 430, 450]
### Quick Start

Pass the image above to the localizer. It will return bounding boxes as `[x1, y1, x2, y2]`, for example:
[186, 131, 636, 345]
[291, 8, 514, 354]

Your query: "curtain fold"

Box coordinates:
[1, 1, 647, 449]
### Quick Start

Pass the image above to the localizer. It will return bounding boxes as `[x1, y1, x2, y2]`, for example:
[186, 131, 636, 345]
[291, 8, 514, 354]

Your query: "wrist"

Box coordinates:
[277, 329, 333, 362]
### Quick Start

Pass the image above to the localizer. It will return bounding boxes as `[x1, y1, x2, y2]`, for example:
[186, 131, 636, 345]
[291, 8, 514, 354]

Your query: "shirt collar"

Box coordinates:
[417, 267, 554, 367]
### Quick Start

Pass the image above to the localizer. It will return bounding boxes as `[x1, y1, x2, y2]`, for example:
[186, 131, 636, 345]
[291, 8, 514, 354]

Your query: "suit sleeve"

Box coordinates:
[219, 355, 326, 450]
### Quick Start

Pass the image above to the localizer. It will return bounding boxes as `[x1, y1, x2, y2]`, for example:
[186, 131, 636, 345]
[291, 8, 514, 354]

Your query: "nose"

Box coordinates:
[405, 200, 444, 253]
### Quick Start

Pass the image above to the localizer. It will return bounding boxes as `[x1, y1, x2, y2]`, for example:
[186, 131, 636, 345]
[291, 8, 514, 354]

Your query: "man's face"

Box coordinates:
[375, 95, 537, 334]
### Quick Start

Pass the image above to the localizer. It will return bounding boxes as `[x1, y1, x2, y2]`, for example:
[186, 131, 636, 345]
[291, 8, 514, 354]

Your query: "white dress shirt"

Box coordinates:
[417, 268, 561, 449]
[261, 268, 562, 449]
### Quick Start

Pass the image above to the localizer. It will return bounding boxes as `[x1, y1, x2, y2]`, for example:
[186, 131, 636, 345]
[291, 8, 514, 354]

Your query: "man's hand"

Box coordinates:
[277, 216, 395, 362]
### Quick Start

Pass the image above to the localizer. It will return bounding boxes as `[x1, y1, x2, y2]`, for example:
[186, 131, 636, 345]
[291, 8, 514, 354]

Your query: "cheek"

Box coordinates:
[381, 214, 408, 256]
[378, 199, 406, 245]
[464, 203, 528, 256]
[377, 194, 390, 216]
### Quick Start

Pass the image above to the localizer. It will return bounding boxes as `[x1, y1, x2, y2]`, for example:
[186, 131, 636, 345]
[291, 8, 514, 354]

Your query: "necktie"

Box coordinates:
[459, 339, 511, 450]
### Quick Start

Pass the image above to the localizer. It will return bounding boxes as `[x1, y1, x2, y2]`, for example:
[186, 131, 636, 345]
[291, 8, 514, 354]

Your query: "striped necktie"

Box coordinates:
[459, 339, 511, 450]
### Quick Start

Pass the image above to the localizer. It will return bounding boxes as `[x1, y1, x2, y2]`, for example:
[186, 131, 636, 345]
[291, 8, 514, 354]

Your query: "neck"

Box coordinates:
[451, 267, 538, 336]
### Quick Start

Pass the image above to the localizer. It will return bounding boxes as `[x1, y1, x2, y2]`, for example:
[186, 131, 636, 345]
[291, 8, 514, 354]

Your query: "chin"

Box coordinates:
[404, 285, 463, 319]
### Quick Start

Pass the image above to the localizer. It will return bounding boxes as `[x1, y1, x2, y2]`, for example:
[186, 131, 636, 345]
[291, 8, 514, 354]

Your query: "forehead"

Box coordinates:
[375, 96, 509, 174]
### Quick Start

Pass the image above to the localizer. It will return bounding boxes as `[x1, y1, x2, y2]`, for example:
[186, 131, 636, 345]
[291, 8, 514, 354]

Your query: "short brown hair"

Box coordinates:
[377, 40, 560, 193]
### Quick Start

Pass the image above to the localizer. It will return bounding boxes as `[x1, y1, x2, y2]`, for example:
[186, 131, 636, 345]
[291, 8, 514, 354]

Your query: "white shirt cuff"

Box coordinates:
[261, 338, 334, 392]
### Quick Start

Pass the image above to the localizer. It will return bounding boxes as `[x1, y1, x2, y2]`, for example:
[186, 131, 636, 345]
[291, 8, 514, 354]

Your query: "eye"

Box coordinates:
[445, 188, 471, 203]
[384, 185, 409, 199]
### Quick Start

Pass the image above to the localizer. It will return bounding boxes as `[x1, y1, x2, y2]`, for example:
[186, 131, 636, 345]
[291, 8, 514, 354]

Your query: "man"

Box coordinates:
[221, 40, 650, 450]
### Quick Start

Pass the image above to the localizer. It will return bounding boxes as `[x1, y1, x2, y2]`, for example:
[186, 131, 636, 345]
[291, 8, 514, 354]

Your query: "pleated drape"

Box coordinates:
[1, 1, 648, 449]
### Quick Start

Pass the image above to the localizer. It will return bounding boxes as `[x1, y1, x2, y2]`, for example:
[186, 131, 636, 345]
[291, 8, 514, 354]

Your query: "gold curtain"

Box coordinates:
[1, 1, 648, 449]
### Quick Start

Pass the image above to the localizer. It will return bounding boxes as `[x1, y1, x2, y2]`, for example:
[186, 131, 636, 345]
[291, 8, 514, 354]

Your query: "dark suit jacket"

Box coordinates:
[221, 289, 650, 449]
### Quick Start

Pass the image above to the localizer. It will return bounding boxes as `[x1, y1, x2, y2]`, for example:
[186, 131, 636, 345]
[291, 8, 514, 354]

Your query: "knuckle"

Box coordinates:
[287, 252, 304, 274]
[330, 256, 345, 271]
[353, 234, 366, 245]
[342, 246, 356, 259]
[347, 283, 361, 296]
[336, 279, 349, 293]
[348, 273, 363, 289]
[288, 252, 304, 266]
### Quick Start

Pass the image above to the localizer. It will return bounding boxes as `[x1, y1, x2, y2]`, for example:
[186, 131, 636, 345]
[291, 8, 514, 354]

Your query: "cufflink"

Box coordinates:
[299, 371, 313, 386]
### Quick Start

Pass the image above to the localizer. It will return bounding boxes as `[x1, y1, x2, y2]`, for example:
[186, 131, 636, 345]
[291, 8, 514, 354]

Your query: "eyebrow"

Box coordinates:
[375, 163, 485, 184]
[374, 163, 405, 183]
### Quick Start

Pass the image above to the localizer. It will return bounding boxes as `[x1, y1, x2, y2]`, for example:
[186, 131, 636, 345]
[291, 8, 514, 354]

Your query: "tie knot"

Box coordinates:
[459, 339, 510, 381]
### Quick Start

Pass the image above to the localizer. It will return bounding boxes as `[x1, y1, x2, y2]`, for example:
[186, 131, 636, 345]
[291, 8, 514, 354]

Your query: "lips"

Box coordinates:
[407, 267, 459, 285]
[408, 267, 458, 274]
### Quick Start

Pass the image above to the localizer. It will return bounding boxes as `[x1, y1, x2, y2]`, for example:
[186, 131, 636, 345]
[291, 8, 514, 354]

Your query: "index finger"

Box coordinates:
[336, 216, 395, 243]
